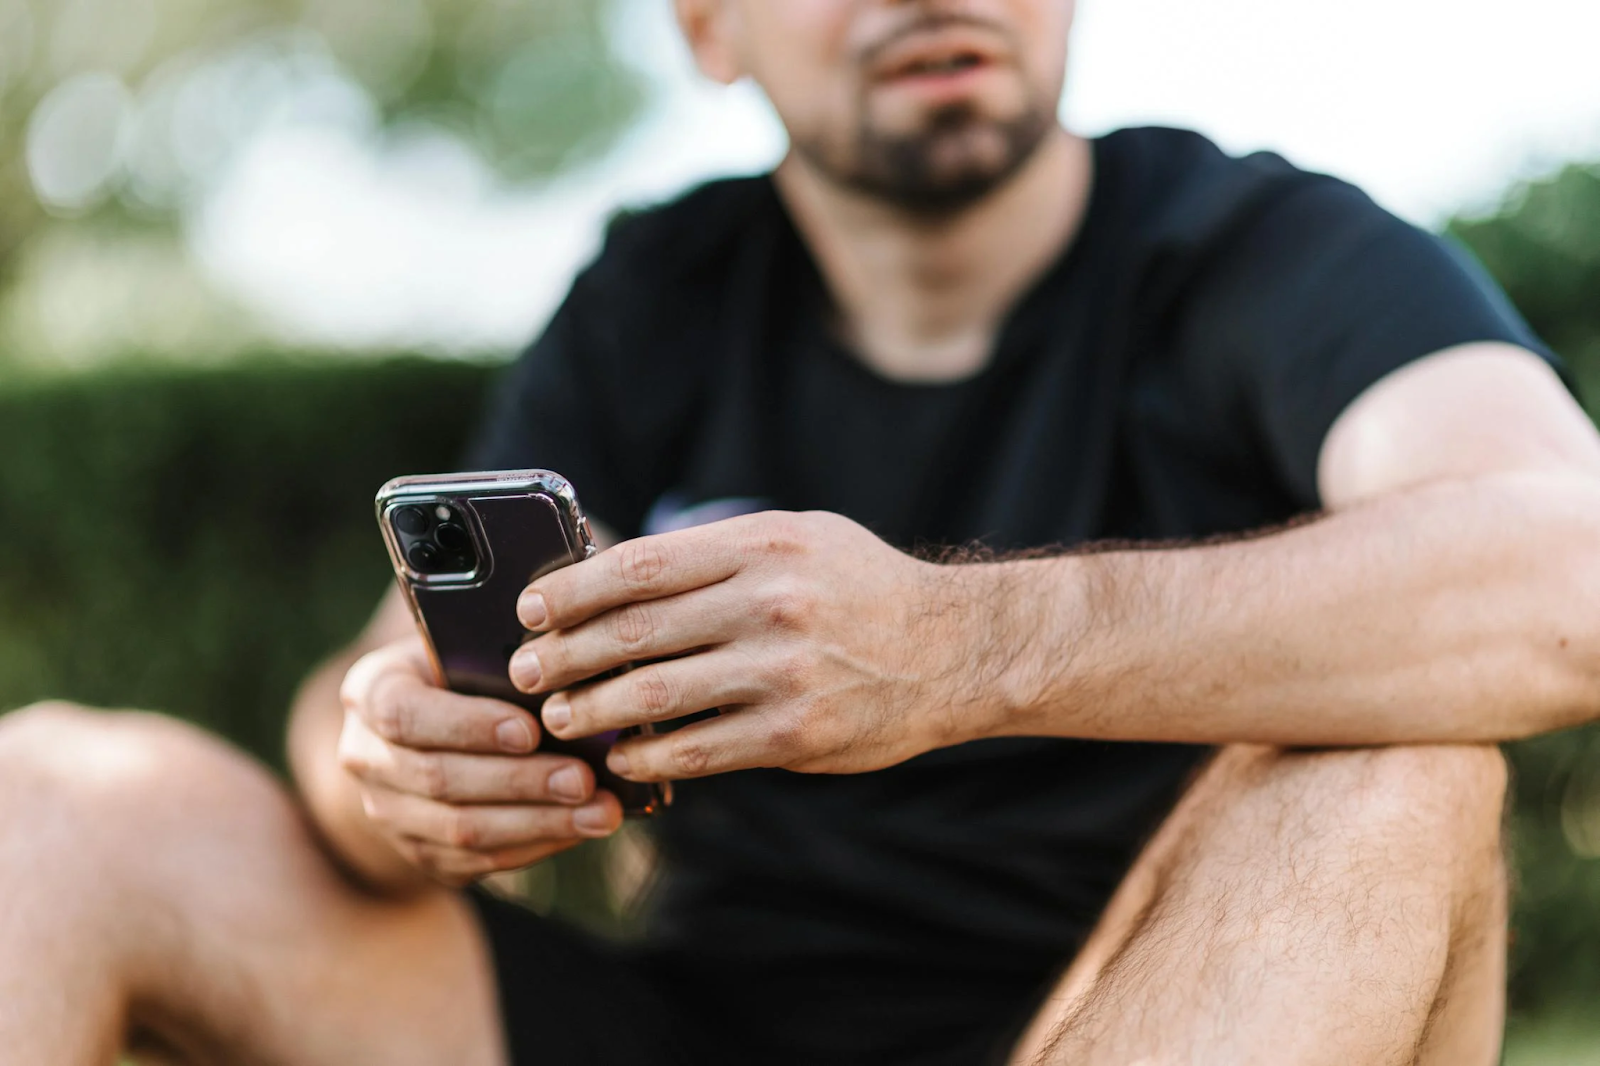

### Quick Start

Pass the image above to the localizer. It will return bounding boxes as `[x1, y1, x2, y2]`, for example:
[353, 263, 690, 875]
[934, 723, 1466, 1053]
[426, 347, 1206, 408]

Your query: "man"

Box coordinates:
[3, 0, 1599, 1062]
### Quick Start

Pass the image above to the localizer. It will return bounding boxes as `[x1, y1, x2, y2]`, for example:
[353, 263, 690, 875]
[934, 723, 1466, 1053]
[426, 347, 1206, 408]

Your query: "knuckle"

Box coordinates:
[610, 602, 659, 650]
[634, 670, 676, 717]
[669, 734, 713, 777]
[336, 742, 369, 777]
[369, 699, 401, 743]
[394, 838, 427, 870]
[441, 807, 480, 850]
[768, 649, 813, 695]
[616, 539, 670, 591]
[369, 681, 410, 742]
[767, 711, 810, 757]
[752, 513, 810, 556]
[413, 752, 451, 801]
[762, 581, 814, 631]
[418, 846, 487, 885]
[362, 791, 396, 829]
[451, 850, 499, 879]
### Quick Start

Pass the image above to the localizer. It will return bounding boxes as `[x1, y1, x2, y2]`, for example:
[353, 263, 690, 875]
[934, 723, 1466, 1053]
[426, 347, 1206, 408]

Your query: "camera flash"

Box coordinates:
[434, 505, 452, 521]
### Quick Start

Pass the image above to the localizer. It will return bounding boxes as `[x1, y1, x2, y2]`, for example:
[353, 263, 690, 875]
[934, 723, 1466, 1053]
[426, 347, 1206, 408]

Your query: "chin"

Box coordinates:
[921, 123, 1017, 177]
[792, 93, 1053, 211]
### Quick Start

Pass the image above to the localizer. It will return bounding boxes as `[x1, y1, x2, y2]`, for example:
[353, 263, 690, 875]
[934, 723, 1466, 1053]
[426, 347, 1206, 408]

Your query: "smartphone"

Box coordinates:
[375, 469, 670, 815]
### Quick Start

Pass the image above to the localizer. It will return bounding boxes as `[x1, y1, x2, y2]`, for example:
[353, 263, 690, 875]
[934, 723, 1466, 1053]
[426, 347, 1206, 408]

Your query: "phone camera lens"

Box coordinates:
[435, 523, 471, 553]
[407, 541, 442, 572]
[394, 506, 430, 536]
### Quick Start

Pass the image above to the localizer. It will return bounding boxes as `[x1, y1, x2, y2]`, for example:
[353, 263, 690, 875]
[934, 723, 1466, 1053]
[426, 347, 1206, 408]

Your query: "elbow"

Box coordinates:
[1526, 636, 1600, 738]
[1516, 531, 1600, 729]
[1508, 471, 1600, 736]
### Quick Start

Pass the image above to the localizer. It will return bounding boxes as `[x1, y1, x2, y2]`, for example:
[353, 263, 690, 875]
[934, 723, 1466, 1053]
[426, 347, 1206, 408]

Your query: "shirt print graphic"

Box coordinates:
[642, 492, 774, 536]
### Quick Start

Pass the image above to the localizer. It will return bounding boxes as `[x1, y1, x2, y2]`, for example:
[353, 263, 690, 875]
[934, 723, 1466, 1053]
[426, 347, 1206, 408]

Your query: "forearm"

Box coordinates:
[984, 470, 1600, 746]
[287, 652, 431, 896]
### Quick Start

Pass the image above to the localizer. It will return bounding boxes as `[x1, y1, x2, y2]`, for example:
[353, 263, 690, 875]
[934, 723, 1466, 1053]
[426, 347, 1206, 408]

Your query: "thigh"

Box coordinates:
[1007, 744, 1507, 1066]
[1005, 748, 1227, 1060]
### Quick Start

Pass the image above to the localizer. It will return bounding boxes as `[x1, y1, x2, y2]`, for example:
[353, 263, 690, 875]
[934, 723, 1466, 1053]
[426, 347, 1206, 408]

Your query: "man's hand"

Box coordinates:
[335, 638, 622, 886]
[509, 511, 1004, 783]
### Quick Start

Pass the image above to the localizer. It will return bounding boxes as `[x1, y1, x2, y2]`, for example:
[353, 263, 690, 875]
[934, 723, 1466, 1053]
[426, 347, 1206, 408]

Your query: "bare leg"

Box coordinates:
[1011, 744, 1508, 1066]
[0, 703, 506, 1066]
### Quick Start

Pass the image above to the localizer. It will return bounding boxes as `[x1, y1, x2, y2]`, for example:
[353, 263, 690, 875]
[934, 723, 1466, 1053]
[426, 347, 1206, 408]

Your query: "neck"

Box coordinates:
[773, 126, 1093, 383]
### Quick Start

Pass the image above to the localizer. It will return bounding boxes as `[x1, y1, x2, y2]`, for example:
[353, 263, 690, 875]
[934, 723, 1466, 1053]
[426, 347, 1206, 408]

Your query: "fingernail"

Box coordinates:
[510, 647, 542, 692]
[519, 591, 548, 629]
[607, 749, 631, 778]
[542, 693, 571, 735]
[548, 765, 586, 802]
[496, 718, 534, 754]
[574, 804, 615, 836]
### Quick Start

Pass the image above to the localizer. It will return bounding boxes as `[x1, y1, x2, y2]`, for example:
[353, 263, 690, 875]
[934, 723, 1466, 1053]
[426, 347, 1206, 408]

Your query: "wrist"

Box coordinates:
[921, 557, 1067, 744]
[953, 555, 1100, 742]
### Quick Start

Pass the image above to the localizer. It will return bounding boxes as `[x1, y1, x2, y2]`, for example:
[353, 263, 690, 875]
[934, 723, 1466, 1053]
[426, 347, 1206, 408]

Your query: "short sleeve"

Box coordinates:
[1175, 178, 1566, 509]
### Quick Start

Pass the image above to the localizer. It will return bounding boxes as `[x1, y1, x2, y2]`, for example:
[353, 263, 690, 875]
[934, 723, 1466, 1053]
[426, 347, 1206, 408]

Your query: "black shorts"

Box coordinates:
[465, 889, 1039, 1066]
[465, 888, 735, 1066]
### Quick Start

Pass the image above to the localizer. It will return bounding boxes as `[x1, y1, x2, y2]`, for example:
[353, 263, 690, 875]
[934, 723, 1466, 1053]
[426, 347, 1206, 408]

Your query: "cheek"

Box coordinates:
[1010, 0, 1075, 94]
[737, 2, 858, 141]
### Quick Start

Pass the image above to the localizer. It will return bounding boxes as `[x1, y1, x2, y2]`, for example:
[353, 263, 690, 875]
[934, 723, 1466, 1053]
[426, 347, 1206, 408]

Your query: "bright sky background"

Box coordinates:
[191, 0, 1600, 354]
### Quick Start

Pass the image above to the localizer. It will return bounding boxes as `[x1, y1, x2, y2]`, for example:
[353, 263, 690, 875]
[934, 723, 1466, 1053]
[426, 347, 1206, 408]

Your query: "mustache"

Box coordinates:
[856, 10, 1013, 67]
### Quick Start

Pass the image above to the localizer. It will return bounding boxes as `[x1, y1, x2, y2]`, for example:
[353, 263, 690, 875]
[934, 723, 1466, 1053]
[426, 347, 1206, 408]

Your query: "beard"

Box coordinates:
[791, 98, 1056, 216]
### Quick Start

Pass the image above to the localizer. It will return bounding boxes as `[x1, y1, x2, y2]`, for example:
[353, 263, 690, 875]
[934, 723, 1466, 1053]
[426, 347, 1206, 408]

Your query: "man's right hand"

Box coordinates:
[334, 637, 622, 887]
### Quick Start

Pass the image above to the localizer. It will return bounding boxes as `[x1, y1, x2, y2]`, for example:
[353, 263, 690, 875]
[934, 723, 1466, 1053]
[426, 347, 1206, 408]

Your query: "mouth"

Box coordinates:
[896, 52, 987, 78]
[868, 26, 1006, 86]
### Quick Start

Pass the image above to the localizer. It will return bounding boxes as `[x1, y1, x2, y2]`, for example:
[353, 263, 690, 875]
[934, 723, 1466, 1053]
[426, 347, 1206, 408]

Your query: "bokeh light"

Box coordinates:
[26, 72, 134, 214]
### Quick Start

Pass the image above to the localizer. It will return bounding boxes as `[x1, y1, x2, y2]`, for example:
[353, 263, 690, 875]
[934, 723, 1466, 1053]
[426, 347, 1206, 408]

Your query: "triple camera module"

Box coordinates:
[390, 502, 478, 575]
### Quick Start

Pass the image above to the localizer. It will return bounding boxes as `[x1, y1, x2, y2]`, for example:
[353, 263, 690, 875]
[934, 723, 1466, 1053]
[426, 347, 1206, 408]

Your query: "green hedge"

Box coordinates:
[0, 358, 489, 762]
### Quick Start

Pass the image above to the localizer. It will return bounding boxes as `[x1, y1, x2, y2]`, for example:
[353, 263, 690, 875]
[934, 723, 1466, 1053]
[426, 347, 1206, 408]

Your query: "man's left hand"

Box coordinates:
[509, 511, 1003, 782]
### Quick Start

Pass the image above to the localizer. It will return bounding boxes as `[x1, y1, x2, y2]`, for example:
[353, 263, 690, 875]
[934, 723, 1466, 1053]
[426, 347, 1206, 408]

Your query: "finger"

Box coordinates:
[511, 582, 748, 694]
[341, 735, 597, 806]
[542, 649, 759, 741]
[362, 786, 624, 850]
[340, 638, 431, 709]
[348, 660, 540, 754]
[518, 517, 773, 631]
[403, 837, 582, 886]
[605, 710, 798, 782]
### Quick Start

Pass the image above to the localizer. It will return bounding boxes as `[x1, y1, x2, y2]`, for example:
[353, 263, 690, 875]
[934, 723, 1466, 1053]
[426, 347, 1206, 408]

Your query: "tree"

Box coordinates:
[0, 0, 645, 289]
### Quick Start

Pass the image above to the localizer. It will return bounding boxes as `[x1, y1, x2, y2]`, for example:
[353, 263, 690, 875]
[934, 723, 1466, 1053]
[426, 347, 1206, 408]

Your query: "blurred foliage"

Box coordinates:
[1451, 163, 1600, 367]
[0, 0, 644, 284]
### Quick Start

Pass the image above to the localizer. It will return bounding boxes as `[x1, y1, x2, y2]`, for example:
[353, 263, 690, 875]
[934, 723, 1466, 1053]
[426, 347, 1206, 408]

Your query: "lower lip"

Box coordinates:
[877, 63, 1001, 105]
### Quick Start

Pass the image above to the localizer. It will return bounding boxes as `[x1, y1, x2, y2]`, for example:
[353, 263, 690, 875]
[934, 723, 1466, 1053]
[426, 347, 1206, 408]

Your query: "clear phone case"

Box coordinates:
[376, 469, 671, 815]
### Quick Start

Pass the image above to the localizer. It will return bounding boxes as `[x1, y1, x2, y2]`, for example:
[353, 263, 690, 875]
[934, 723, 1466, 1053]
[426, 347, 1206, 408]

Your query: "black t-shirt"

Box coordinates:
[466, 127, 1557, 1065]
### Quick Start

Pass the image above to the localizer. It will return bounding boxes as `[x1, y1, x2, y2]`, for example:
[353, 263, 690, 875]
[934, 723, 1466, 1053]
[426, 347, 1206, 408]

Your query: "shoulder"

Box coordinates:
[1096, 126, 1371, 257]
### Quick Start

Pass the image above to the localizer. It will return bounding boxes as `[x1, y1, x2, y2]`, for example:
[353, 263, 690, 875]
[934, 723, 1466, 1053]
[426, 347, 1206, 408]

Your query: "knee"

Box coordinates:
[1352, 743, 1506, 840]
[1269, 743, 1507, 866]
[0, 702, 280, 840]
